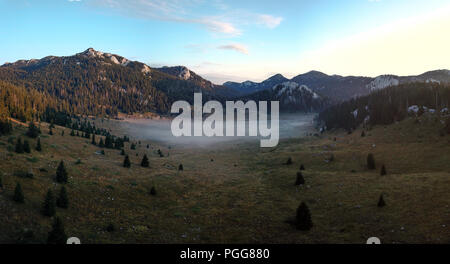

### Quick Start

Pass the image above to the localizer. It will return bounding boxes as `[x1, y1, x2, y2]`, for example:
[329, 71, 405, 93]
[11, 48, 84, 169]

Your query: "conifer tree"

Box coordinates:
[15, 137, 24, 153]
[286, 157, 293, 165]
[91, 134, 96, 145]
[131, 143, 136, 150]
[0, 175, 3, 189]
[56, 186, 69, 209]
[178, 164, 183, 171]
[47, 217, 67, 244]
[13, 183, 24, 203]
[70, 129, 75, 136]
[36, 137, 42, 151]
[296, 202, 313, 230]
[295, 172, 305, 185]
[61, 130, 64, 136]
[42, 189, 56, 217]
[300, 164, 305, 170]
[380, 164, 387, 176]
[367, 153, 376, 170]
[120, 149, 125, 155]
[49, 128, 53, 135]
[150, 186, 156, 196]
[26, 122, 41, 138]
[56, 160, 68, 183]
[123, 155, 131, 168]
[99, 138, 104, 148]
[377, 194, 386, 207]
[76, 131, 79, 137]
[23, 139, 31, 153]
[141, 154, 149, 167]
[157, 149, 164, 157]
[361, 130, 366, 137]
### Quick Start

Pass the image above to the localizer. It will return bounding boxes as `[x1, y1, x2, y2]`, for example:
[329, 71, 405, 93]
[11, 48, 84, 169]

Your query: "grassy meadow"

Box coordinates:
[0, 113, 449, 243]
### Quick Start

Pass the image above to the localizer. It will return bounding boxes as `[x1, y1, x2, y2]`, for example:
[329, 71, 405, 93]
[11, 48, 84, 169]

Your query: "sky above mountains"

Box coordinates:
[1, 0, 449, 84]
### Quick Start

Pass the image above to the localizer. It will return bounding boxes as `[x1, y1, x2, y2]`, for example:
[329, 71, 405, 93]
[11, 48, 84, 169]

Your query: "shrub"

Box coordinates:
[296, 202, 313, 230]
[26, 122, 40, 138]
[299, 164, 305, 170]
[106, 223, 115, 232]
[367, 153, 376, 170]
[361, 130, 366, 137]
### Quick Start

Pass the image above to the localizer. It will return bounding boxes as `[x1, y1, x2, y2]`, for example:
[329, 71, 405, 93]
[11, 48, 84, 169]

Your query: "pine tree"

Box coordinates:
[178, 164, 183, 171]
[0, 175, 2, 188]
[99, 138, 104, 148]
[61, 130, 64, 136]
[91, 134, 96, 145]
[131, 143, 136, 150]
[13, 183, 24, 203]
[377, 194, 386, 207]
[23, 140, 31, 153]
[286, 157, 293, 165]
[146, 144, 149, 149]
[56, 186, 69, 209]
[361, 130, 366, 137]
[295, 172, 305, 185]
[42, 189, 56, 217]
[56, 160, 68, 183]
[47, 217, 67, 244]
[157, 149, 164, 157]
[150, 186, 156, 196]
[123, 155, 131, 168]
[70, 129, 75, 136]
[76, 131, 79, 137]
[15, 137, 24, 153]
[120, 149, 125, 155]
[380, 164, 387, 176]
[296, 202, 313, 230]
[367, 153, 376, 170]
[300, 164, 305, 170]
[141, 154, 149, 167]
[26, 122, 40, 138]
[48, 128, 53, 135]
[36, 137, 42, 151]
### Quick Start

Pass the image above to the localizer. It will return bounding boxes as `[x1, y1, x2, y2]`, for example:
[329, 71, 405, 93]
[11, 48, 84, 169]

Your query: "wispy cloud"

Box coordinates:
[91, 0, 281, 36]
[68, 0, 82, 2]
[218, 43, 249, 54]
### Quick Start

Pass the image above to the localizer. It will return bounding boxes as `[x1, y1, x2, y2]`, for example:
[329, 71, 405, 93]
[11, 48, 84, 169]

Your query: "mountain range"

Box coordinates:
[1, 48, 449, 116]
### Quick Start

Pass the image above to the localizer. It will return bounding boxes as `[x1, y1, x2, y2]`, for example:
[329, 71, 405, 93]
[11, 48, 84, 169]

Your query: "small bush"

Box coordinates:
[286, 157, 293, 165]
[299, 164, 305, 170]
[296, 202, 313, 230]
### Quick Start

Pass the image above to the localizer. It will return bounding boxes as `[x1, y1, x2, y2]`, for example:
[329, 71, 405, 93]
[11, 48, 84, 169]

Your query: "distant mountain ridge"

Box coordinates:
[225, 69, 450, 102]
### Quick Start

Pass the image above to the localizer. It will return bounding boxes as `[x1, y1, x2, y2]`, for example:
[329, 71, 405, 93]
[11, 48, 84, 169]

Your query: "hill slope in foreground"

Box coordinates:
[0, 114, 449, 243]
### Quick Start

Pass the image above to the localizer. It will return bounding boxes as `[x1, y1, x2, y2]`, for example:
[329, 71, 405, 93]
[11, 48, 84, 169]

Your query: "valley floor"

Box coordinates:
[0, 114, 449, 243]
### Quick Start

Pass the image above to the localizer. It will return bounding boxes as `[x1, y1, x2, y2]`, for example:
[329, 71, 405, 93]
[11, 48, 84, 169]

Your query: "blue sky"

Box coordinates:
[1, 0, 449, 83]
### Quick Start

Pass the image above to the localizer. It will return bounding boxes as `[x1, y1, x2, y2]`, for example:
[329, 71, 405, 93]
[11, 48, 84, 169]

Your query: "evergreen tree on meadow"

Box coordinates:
[36, 137, 42, 151]
[70, 129, 75, 136]
[56, 186, 69, 209]
[0, 175, 3, 189]
[48, 128, 53, 135]
[56, 160, 68, 183]
[47, 217, 67, 244]
[367, 153, 376, 170]
[99, 138, 104, 148]
[150, 186, 156, 196]
[123, 155, 131, 168]
[141, 154, 149, 167]
[61, 130, 64, 136]
[42, 189, 56, 217]
[157, 149, 164, 157]
[23, 139, 31, 153]
[26, 122, 40, 138]
[178, 164, 183, 171]
[295, 171, 305, 185]
[296, 202, 313, 230]
[120, 149, 125, 155]
[286, 157, 293, 165]
[130, 143, 136, 150]
[380, 164, 387, 176]
[300, 164, 305, 170]
[15, 137, 24, 153]
[91, 134, 96, 145]
[361, 130, 366, 137]
[377, 194, 386, 207]
[13, 183, 24, 203]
